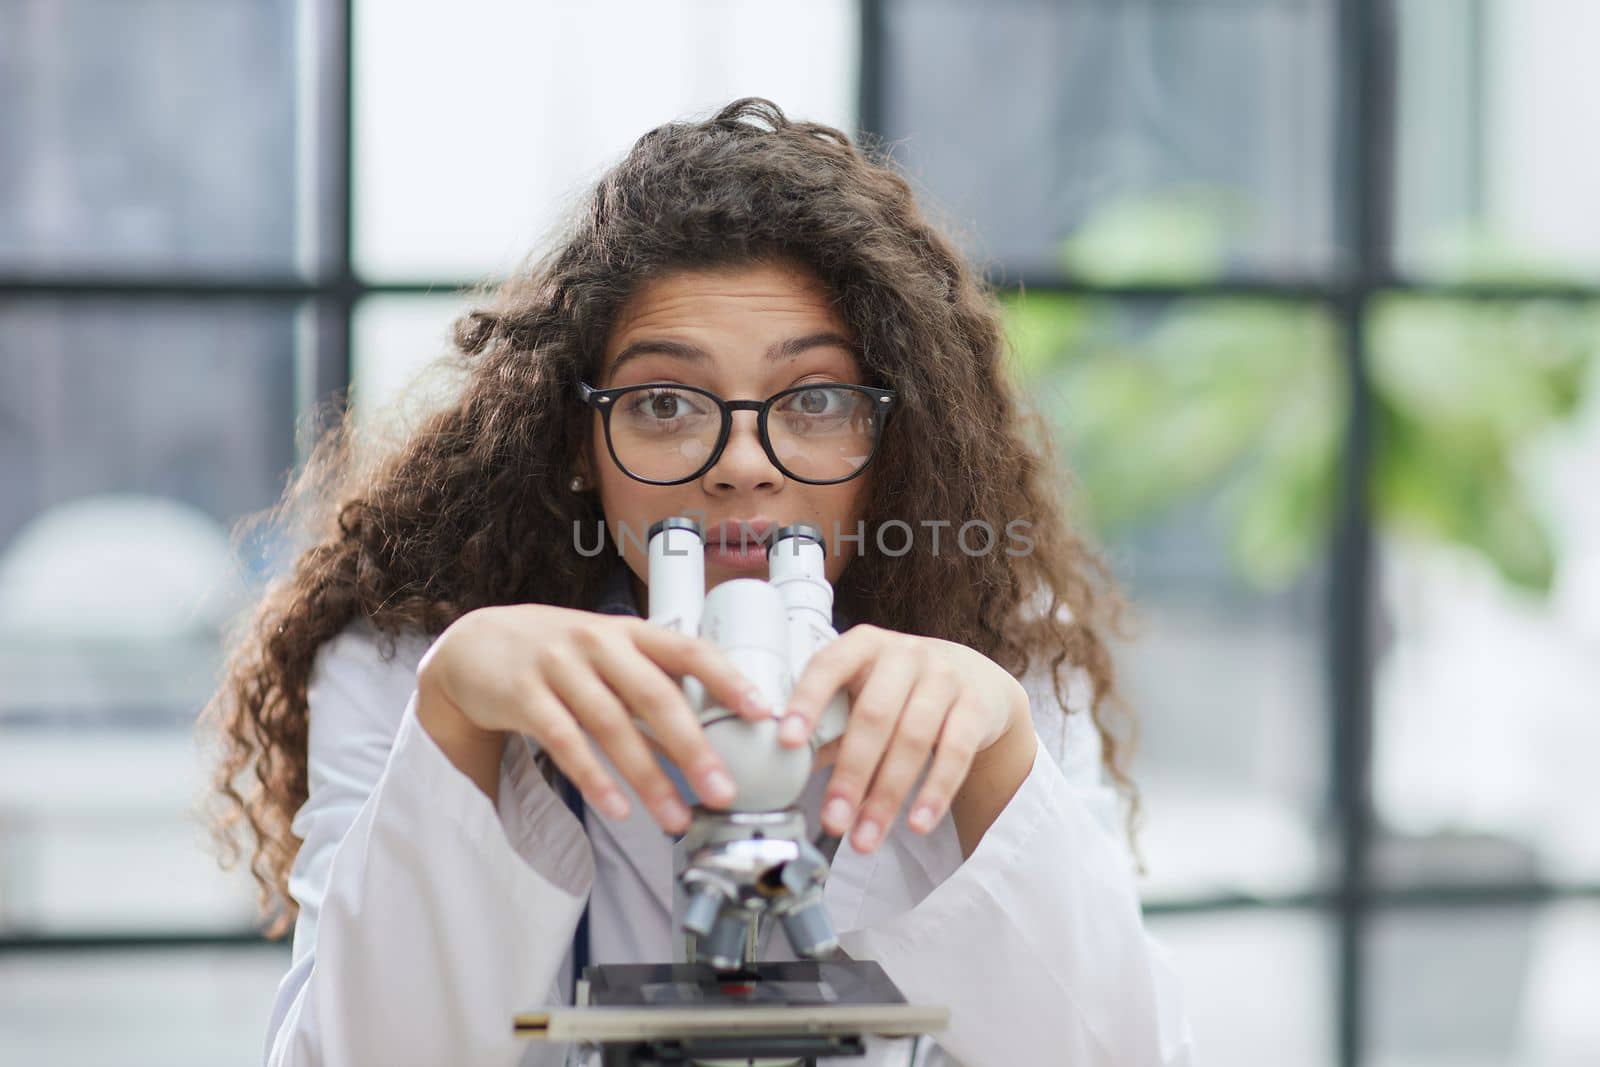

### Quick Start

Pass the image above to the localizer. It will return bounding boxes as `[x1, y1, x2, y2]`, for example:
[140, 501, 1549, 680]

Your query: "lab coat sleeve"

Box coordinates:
[262, 621, 595, 1067]
[832, 659, 1197, 1067]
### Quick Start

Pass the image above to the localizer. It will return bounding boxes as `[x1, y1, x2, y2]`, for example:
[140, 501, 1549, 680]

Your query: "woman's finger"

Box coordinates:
[818, 641, 919, 839]
[778, 626, 878, 748]
[632, 623, 774, 724]
[541, 650, 693, 834]
[583, 629, 739, 808]
[516, 680, 633, 823]
[852, 665, 961, 851]
[906, 697, 985, 835]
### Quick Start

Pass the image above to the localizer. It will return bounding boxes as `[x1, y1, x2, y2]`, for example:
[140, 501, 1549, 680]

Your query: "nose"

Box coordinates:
[703, 410, 781, 491]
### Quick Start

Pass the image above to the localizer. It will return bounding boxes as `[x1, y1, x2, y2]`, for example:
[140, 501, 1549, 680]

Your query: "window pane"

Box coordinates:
[0, 946, 289, 1066]
[0, 300, 298, 552]
[1003, 295, 1342, 901]
[1371, 296, 1600, 885]
[350, 293, 474, 431]
[1393, 0, 1600, 281]
[353, 0, 859, 281]
[0, 299, 300, 931]
[0, 0, 340, 277]
[1147, 909, 1336, 1065]
[879, 0, 1338, 283]
[1368, 903, 1600, 1067]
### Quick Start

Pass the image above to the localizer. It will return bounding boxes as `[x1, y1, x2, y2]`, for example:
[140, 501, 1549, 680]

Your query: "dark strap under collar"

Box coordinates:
[557, 773, 590, 999]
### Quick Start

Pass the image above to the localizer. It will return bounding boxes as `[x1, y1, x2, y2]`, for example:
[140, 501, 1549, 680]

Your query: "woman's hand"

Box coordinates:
[415, 604, 774, 835]
[776, 624, 1030, 853]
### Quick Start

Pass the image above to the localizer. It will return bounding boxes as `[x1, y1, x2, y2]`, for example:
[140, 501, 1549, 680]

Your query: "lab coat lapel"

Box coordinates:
[586, 745, 679, 922]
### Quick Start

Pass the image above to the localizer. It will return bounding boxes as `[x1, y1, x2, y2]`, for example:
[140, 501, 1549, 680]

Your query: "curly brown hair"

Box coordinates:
[200, 97, 1142, 938]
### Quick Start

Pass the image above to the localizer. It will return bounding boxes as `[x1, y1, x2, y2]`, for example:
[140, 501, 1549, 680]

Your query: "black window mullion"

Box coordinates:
[308, 0, 355, 455]
[1331, 2, 1395, 1066]
[855, 0, 885, 152]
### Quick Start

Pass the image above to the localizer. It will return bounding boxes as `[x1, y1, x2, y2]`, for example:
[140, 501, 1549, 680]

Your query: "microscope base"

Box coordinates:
[596, 1031, 861, 1066]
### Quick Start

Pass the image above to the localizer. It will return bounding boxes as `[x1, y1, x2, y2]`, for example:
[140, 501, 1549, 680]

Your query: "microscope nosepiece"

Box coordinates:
[703, 910, 751, 971]
[779, 898, 840, 960]
[681, 885, 725, 938]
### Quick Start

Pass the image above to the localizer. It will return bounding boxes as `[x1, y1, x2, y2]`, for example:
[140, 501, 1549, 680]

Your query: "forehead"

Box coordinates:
[604, 260, 852, 350]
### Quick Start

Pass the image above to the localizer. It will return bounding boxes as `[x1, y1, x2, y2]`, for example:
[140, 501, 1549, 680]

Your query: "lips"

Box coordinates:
[705, 517, 775, 551]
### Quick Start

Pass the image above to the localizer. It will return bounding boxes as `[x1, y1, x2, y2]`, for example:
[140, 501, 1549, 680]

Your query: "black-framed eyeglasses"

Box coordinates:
[578, 380, 896, 486]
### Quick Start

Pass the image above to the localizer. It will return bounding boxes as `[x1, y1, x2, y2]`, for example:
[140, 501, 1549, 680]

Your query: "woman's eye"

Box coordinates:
[627, 389, 679, 417]
[622, 387, 713, 423]
[782, 386, 845, 416]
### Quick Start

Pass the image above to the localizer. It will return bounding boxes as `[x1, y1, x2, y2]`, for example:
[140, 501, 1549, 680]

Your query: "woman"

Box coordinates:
[205, 97, 1194, 1066]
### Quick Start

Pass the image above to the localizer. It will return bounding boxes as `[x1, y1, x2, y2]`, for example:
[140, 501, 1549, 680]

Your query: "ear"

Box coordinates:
[571, 442, 595, 484]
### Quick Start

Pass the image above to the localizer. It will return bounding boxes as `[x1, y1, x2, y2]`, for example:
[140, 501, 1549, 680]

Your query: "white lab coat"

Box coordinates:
[263, 605, 1195, 1066]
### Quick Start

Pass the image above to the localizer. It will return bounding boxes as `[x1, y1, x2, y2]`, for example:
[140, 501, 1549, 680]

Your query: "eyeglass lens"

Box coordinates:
[607, 385, 882, 482]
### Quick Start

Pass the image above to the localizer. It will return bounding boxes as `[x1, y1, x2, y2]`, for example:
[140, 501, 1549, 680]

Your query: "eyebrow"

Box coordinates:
[607, 331, 859, 377]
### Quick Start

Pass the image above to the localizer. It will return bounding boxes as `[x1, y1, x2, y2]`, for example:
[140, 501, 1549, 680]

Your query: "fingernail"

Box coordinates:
[910, 805, 937, 832]
[823, 797, 852, 832]
[655, 796, 691, 829]
[779, 715, 808, 745]
[744, 686, 771, 714]
[598, 790, 629, 820]
[854, 818, 880, 851]
[703, 768, 736, 803]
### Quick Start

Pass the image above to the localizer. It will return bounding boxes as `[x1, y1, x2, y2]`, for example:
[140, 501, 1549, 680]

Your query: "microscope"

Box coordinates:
[516, 517, 948, 1066]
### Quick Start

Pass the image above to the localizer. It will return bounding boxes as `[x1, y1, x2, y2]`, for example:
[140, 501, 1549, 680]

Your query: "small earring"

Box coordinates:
[569, 475, 585, 492]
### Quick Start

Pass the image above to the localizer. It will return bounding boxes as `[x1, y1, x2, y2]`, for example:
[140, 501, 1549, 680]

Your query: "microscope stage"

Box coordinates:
[515, 960, 947, 1044]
